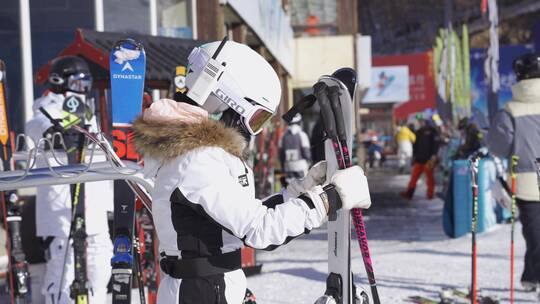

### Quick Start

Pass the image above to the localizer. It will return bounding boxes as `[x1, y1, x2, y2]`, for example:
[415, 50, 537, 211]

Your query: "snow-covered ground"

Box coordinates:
[2, 168, 538, 303]
[248, 169, 538, 303]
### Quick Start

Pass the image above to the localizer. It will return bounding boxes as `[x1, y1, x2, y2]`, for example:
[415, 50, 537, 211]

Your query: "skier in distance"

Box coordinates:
[278, 113, 312, 187]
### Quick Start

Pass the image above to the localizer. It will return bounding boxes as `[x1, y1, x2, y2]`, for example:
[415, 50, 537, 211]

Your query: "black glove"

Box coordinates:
[42, 124, 65, 138]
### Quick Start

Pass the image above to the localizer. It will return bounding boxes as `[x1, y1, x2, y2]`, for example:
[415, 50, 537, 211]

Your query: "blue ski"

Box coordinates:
[109, 39, 146, 304]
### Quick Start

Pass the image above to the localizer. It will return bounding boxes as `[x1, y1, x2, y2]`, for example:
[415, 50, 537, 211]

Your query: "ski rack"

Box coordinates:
[0, 134, 153, 208]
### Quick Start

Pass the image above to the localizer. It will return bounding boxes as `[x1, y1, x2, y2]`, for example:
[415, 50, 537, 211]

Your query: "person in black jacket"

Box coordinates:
[455, 117, 482, 159]
[400, 116, 439, 200]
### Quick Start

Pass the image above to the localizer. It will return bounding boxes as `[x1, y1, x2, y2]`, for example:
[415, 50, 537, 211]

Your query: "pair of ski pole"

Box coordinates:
[509, 155, 518, 304]
[469, 152, 518, 304]
[285, 77, 380, 303]
[313, 81, 380, 304]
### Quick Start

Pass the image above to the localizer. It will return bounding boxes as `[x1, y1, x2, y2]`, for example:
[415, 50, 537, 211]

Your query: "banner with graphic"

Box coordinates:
[433, 25, 471, 122]
[363, 66, 409, 103]
[470, 44, 534, 128]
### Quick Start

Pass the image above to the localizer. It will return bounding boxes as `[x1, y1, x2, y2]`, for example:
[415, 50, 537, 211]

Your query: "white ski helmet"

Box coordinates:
[185, 40, 281, 135]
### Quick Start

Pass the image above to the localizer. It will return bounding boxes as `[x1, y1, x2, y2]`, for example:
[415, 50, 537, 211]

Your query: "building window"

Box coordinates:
[158, 0, 193, 38]
[290, 0, 337, 36]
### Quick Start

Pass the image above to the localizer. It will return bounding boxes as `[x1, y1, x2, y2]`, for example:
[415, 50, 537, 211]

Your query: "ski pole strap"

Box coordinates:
[298, 185, 342, 216]
[282, 94, 316, 123]
[159, 249, 241, 279]
[322, 184, 342, 215]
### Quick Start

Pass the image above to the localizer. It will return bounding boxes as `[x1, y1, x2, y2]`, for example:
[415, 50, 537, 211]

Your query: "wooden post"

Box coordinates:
[231, 23, 248, 43]
[337, 0, 358, 35]
[197, 0, 224, 40]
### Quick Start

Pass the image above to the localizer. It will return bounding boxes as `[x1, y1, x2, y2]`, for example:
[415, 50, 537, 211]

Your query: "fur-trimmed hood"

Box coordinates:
[132, 117, 247, 160]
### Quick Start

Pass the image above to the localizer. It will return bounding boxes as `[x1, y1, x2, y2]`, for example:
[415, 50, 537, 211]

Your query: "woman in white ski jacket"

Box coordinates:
[133, 40, 372, 303]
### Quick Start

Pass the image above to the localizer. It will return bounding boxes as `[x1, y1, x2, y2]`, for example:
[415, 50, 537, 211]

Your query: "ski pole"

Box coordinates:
[313, 82, 345, 169]
[282, 94, 316, 123]
[68, 129, 90, 304]
[510, 155, 518, 304]
[313, 81, 352, 303]
[469, 154, 480, 304]
[133, 230, 146, 304]
[327, 85, 380, 304]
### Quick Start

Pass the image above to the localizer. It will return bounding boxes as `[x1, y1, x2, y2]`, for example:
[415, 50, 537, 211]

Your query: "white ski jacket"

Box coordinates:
[25, 92, 113, 238]
[133, 116, 326, 258]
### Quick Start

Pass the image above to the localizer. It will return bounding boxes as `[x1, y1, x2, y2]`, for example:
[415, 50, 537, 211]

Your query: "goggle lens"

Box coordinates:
[67, 73, 92, 93]
[247, 107, 273, 135]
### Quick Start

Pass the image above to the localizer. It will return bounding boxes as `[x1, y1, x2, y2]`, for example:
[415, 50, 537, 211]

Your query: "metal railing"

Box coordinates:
[0, 133, 153, 210]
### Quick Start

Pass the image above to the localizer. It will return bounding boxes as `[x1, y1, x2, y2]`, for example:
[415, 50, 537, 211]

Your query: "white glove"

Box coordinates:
[330, 165, 371, 210]
[286, 161, 327, 197]
[301, 165, 371, 225]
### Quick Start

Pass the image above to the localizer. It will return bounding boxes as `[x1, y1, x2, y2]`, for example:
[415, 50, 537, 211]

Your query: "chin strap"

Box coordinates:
[220, 109, 251, 142]
[173, 91, 199, 107]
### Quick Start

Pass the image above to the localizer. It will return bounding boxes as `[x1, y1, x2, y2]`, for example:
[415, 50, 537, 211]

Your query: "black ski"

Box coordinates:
[137, 206, 158, 304]
[39, 92, 91, 304]
[67, 124, 90, 304]
[0, 59, 30, 303]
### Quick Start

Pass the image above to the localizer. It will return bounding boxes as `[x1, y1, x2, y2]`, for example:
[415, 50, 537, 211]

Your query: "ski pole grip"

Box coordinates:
[327, 86, 347, 142]
[39, 107, 65, 130]
[282, 94, 316, 123]
[313, 82, 337, 138]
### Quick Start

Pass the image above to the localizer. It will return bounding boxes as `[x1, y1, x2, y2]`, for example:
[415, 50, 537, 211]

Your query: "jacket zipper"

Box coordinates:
[215, 284, 221, 304]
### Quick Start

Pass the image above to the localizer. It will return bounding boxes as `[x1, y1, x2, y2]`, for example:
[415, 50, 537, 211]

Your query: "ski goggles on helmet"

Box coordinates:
[188, 46, 274, 135]
[187, 46, 207, 70]
[49, 72, 93, 94]
[212, 83, 273, 135]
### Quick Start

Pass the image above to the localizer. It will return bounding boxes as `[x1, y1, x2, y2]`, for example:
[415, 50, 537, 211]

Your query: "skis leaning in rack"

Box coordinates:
[136, 205, 159, 304]
[39, 92, 92, 304]
[109, 38, 146, 304]
[67, 122, 90, 304]
[0, 59, 30, 303]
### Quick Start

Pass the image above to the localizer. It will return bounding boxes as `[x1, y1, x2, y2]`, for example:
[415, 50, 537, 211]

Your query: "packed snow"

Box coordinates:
[2, 169, 538, 303]
[248, 169, 538, 303]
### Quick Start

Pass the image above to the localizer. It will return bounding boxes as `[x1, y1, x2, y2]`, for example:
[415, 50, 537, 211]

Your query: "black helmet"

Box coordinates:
[48, 56, 93, 94]
[513, 53, 540, 81]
